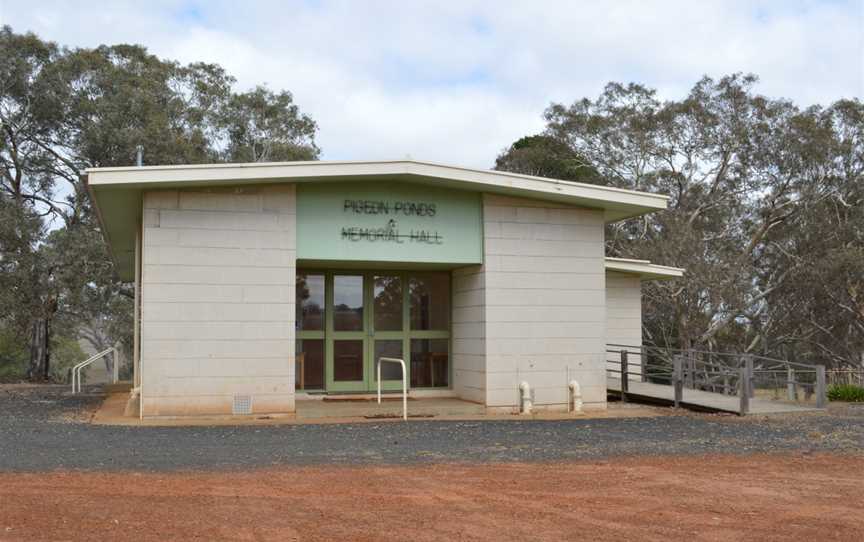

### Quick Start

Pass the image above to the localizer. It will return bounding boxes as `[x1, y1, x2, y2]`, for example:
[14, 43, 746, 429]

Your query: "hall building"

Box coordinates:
[86, 160, 683, 417]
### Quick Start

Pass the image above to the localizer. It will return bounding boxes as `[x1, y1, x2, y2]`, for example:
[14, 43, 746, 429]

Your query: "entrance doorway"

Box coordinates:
[296, 270, 451, 393]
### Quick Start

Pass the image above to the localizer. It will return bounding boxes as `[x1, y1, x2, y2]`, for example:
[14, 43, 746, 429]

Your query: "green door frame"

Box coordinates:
[297, 269, 451, 394]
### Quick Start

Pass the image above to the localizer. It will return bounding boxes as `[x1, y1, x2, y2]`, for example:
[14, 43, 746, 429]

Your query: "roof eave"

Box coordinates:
[605, 257, 685, 281]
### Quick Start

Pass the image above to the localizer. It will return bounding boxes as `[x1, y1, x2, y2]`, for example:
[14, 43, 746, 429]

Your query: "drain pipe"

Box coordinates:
[519, 381, 532, 415]
[569, 380, 583, 413]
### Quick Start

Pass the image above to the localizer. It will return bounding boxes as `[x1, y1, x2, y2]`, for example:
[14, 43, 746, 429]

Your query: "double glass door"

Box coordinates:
[296, 271, 450, 393]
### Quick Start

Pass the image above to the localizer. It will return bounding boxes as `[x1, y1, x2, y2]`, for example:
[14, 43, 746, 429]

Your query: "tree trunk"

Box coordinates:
[27, 317, 50, 381]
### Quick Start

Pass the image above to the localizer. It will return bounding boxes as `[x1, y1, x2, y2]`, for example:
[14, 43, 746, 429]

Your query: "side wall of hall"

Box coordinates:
[604, 271, 643, 376]
[140, 185, 297, 417]
[478, 194, 607, 412]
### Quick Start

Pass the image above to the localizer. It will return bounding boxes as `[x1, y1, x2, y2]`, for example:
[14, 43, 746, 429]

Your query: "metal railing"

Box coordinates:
[71, 347, 118, 394]
[606, 344, 827, 415]
[377, 357, 408, 421]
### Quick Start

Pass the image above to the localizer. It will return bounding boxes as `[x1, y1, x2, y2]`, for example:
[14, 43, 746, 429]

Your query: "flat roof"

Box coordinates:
[85, 159, 669, 280]
[604, 257, 685, 280]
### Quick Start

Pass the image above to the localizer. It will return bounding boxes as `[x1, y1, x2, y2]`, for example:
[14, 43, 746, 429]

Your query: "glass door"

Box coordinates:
[371, 274, 407, 392]
[297, 269, 452, 394]
[327, 274, 367, 392]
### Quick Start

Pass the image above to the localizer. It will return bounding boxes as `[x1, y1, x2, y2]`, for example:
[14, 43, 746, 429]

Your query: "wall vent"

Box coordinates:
[233, 394, 253, 415]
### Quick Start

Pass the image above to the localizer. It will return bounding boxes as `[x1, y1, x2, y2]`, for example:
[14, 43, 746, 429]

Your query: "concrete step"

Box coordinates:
[104, 381, 133, 393]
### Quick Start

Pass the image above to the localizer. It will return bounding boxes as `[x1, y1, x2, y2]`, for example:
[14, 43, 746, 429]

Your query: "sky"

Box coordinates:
[1, 0, 862, 168]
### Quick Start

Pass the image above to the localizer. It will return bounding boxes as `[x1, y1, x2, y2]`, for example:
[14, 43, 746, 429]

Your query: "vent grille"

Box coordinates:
[233, 394, 253, 415]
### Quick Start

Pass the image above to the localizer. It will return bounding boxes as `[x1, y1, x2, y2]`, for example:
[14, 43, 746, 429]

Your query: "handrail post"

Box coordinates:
[744, 355, 754, 398]
[786, 368, 796, 402]
[640, 346, 647, 382]
[672, 355, 683, 408]
[815, 365, 826, 408]
[686, 352, 696, 389]
[620, 349, 628, 403]
[112, 347, 119, 384]
[739, 367, 750, 415]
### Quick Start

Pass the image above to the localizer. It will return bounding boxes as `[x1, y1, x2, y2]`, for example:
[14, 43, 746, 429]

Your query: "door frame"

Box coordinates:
[297, 269, 452, 394]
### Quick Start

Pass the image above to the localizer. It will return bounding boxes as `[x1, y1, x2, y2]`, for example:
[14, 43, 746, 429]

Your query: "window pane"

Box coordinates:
[374, 275, 403, 331]
[296, 274, 325, 331]
[375, 340, 404, 381]
[410, 274, 450, 330]
[296, 339, 324, 390]
[334, 275, 364, 331]
[333, 340, 364, 381]
[410, 339, 449, 388]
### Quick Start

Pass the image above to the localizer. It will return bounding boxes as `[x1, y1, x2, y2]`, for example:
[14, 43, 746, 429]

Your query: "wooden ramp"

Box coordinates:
[607, 377, 821, 415]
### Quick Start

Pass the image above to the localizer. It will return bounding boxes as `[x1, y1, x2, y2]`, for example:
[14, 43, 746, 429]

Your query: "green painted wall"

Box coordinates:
[297, 182, 483, 265]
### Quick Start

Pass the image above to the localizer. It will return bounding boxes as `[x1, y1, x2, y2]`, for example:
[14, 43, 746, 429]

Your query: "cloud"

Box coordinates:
[1, 0, 861, 167]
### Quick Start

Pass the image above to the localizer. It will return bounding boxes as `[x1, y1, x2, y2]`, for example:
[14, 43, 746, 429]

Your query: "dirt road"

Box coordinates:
[1, 453, 861, 541]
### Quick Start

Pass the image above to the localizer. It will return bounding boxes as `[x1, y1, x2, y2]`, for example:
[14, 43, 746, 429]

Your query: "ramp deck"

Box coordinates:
[608, 377, 821, 415]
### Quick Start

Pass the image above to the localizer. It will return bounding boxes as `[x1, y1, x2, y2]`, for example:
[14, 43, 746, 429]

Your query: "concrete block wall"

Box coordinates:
[479, 194, 607, 411]
[605, 271, 644, 377]
[141, 185, 296, 416]
[452, 265, 485, 404]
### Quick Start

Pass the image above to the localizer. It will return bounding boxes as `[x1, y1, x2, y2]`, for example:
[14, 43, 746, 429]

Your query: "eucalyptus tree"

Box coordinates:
[495, 134, 599, 183]
[497, 75, 863, 366]
[0, 26, 320, 380]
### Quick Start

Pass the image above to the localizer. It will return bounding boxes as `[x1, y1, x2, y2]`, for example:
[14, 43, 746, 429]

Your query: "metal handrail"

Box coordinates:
[71, 347, 118, 394]
[606, 344, 827, 411]
[376, 357, 407, 421]
[606, 343, 818, 371]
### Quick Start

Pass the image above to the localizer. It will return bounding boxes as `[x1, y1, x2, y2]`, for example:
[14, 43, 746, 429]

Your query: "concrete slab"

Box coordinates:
[91, 393, 670, 426]
[296, 398, 485, 419]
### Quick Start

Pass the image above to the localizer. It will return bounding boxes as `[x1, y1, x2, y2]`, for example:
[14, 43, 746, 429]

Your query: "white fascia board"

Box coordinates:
[86, 159, 668, 221]
[605, 257, 685, 280]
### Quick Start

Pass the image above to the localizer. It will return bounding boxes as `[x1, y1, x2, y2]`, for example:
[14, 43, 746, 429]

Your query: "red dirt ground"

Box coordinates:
[1, 453, 862, 542]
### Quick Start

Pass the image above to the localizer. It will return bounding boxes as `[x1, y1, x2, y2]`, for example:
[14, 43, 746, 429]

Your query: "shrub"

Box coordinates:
[0, 326, 28, 381]
[49, 335, 87, 382]
[827, 384, 864, 403]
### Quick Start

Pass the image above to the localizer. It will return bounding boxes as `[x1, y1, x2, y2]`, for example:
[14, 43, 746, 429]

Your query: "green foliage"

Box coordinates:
[219, 86, 319, 162]
[498, 75, 863, 366]
[0, 325, 28, 381]
[827, 385, 864, 403]
[48, 334, 86, 382]
[495, 134, 598, 183]
[0, 25, 320, 380]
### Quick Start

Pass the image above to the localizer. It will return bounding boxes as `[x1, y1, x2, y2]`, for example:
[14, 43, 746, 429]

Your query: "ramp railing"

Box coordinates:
[606, 344, 827, 415]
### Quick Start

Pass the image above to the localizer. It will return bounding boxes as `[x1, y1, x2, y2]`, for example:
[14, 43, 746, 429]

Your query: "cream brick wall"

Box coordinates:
[605, 271, 643, 377]
[452, 265, 485, 404]
[477, 194, 607, 411]
[140, 185, 296, 417]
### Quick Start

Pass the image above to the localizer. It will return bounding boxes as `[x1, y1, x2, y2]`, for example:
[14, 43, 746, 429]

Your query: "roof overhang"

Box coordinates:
[605, 257, 685, 281]
[86, 159, 669, 281]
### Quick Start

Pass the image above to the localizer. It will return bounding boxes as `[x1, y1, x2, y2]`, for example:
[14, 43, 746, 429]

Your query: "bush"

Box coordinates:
[827, 384, 864, 403]
[0, 326, 28, 381]
[49, 335, 87, 383]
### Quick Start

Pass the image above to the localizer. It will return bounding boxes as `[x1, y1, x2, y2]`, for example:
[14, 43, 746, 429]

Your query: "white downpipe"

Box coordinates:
[519, 381, 532, 415]
[569, 380, 583, 413]
[377, 357, 408, 421]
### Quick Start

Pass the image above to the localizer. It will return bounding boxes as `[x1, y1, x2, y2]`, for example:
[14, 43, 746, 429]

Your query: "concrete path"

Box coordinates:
[608, 377, 821, 415]
[296, 397, 485, 419]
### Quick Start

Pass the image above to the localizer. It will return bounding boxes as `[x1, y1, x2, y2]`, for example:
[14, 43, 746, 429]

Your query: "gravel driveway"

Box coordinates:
[2, 385, 862, 472]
